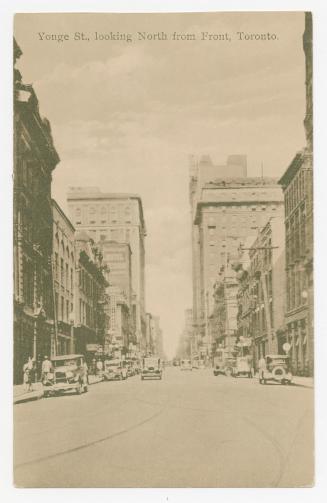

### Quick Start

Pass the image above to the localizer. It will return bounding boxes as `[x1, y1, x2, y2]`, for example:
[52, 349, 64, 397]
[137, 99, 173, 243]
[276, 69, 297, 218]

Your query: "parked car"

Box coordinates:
[141, 356, 162, 380]
[234, 356, 254, 378]
[103, 359, 127, 381]
[180, 359, 192, 371]
[124, 359, 134, 377]
[259, 355, 292, 385]
[43, 354, 88, 396]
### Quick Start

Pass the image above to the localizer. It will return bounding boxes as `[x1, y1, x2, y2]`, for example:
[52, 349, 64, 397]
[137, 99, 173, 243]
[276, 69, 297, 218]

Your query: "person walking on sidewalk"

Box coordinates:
[41, 355, 52, 384]
[23, 357, 34, 392]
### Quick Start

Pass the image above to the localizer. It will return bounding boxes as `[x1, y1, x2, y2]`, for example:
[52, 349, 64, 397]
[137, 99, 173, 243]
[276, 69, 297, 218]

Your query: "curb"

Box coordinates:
[14, 391, 44, 405]
[88, 378, 104, 385]
[14, 377, 104, 404]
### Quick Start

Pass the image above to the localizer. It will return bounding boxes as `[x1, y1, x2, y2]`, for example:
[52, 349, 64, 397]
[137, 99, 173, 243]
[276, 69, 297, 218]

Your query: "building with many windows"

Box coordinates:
[189, 155, 284, 358]
[107, 285, 131, 352]
[235, 216, 286, 370]
[73, 231, 109, 357]
[67, 187, 146, 347]
[278, 12, 313, 376]
[13, 39, 60, 383]
[52, 200, 75, 355]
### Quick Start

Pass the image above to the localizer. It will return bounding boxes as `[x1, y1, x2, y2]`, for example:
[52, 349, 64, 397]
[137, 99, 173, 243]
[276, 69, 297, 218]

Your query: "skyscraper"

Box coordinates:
[67, 187, 146, 346]
[189, 155, 284, 357]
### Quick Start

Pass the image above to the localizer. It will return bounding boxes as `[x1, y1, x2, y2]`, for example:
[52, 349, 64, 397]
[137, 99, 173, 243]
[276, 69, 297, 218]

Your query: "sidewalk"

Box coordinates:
[254, 373, 314, 388]
[291, 375, 314, 388]
[13, 374, 104, 405]
[88, 374, 104, 385]
[13, 382, 44, 405]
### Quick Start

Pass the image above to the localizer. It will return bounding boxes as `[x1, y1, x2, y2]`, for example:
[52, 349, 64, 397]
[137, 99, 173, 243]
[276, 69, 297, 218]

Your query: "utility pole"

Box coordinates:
[50, 255, 58, 357]
[204, 290, 210, 362]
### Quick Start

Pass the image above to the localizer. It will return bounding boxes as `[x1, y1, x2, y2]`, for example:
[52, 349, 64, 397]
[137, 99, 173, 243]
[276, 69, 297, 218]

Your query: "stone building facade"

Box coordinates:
[278, 12, 313, 376]
[190, 154, 284, 358]
[67, 187, 146, 347]
[74, 231, 109, 357]
[107, 285, 131, 352]
[13, 39, 60, 383]
[236, 217, 286, 370]
[52, 200, 75, 356]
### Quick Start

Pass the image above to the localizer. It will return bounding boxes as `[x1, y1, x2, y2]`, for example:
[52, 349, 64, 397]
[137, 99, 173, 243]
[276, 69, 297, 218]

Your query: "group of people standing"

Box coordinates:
[22, 355, 52, 392]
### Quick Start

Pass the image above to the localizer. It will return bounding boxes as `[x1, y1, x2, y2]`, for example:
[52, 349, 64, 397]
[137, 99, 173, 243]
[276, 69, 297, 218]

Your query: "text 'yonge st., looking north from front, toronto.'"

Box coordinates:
[37, 30, 280, 43]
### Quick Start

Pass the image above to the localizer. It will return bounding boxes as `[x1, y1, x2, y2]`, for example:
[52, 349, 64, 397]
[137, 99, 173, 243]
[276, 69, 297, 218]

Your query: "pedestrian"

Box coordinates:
[83, 360, 89, 384]
[41, 355, 52, 383]
[23, 356, 34, 392]
[258, 356, 266, 381]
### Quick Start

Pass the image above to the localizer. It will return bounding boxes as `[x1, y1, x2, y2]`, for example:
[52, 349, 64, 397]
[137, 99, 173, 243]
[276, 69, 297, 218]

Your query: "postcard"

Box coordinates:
[13, 11, 313, 488]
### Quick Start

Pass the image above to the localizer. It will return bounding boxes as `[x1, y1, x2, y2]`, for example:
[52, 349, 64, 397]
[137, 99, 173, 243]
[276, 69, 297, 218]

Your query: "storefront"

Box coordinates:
[286, 311, 311, 376]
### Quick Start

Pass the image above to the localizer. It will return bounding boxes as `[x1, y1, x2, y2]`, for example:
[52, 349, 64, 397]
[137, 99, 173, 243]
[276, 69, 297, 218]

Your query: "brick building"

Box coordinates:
[189, 154, 284, 358]
[13, 39, 60, 383]
[278, 12, 313, 376]
[52, 200, 76, 355]
[74, 231, 109, 358]
[67, 187, 146, 347]
[236, 217, 286, 370]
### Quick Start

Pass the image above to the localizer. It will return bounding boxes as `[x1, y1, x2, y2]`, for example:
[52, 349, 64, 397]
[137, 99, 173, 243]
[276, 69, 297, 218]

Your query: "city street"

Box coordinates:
[14, 367, 314, 488]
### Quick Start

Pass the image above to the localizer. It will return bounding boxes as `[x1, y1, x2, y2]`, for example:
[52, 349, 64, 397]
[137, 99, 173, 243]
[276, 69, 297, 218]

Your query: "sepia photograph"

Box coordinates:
[12, 10, 314, 489]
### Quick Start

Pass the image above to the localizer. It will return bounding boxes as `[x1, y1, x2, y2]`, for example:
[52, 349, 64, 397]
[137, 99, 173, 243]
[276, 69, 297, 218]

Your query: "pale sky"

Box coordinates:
[15, 12, 306, 358]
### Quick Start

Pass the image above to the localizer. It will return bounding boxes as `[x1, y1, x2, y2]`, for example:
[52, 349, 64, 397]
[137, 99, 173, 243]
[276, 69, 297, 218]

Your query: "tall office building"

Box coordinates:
[189, 155, 284, 356]
[67, 187, 146, 346]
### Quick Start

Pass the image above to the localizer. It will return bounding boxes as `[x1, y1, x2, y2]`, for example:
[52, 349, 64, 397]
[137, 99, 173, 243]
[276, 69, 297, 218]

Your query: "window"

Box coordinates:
[61, 296, 64, 321]
[66, 300, 69, 322]
[100, 206, 107, 224]
[111, 205, 118, 223]
[23, 258, 34, 307]
[54, 252, 59, 280]
[89, 207, 96, 224]
[75, 208, 82, 225]
[125, 205, 131, 222]
[70, 268, 73, 291]
[64, 263, 68, 288]
[60, 258, 64, 284]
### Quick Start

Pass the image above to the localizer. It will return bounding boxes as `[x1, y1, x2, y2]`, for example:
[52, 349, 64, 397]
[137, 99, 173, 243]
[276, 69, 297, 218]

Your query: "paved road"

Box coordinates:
[14, 368, 314, 488]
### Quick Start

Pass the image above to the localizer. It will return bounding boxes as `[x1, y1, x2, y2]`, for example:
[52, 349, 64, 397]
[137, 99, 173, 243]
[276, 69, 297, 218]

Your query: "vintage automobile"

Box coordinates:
[180, 359, 193, 371]
[192, 360, 199, 369]
[259, 355, 292, 385]
[126, 360, 135, 377]
[234, 356, 254, 378]
[213, 350, 236, 377]
[141, 356, 162, 380]
[43, 354, 88, 396]
[103, 359, 127, 381]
